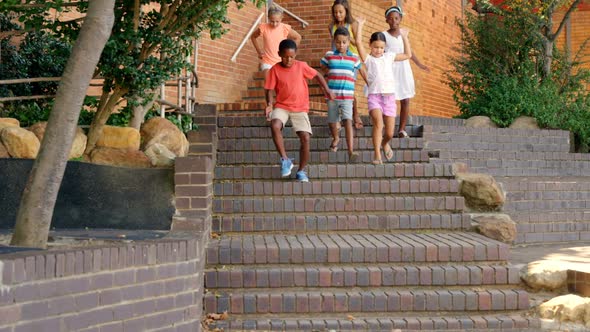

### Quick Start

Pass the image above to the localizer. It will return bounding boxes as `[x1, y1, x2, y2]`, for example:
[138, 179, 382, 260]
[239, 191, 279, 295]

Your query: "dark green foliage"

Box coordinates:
[445, 0, 590, 150]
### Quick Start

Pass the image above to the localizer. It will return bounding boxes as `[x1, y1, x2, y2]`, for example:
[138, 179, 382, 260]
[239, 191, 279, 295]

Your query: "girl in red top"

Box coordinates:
[251, 5, 302, 74]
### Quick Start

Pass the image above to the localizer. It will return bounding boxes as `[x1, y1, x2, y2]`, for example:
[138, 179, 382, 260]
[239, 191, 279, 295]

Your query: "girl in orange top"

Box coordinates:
[251, 5, 302, 74]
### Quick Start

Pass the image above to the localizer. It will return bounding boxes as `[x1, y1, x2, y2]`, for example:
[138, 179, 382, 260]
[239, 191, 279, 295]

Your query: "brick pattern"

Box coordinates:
[212, 213, 471, 233]
[207, 314, 540, 331]
[204, 288, 529, 315]
[205, 264, 521, 289]
[206, 233, 509, 265]
[0, 236, 206, 332]
[567, 269, 590, 297]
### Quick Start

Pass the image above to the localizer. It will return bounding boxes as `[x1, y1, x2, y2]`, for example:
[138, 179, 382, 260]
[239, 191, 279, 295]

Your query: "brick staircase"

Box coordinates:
[202, 114, 537, 331]
[421, 120, 590, 244]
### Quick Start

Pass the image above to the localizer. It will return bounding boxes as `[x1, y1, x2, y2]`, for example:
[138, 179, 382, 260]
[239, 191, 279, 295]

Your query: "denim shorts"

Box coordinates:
[327, 99, 354, 123]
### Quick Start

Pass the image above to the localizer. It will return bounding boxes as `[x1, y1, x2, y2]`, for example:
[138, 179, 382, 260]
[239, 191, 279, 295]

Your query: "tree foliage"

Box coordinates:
[2, 0, 264, 152]
[446, 0, 590, 150]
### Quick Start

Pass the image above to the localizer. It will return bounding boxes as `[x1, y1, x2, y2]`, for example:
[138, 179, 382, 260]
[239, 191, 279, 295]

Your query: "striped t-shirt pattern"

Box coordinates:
[320, 50, 361, 100]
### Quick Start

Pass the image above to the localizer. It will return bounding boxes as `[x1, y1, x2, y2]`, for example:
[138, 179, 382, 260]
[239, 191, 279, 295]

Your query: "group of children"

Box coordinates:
[251, 1, 428, 182]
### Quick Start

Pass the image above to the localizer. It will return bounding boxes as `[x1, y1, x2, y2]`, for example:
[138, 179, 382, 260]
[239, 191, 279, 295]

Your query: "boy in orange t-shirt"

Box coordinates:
[265, 39, 335, 182]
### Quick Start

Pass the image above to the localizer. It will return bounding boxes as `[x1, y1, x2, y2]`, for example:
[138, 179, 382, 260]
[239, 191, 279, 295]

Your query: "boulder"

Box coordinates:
[472, 213, 517, 243]
[0, 117, 20, 131]
[0, 126, 40, 158]
[0, 142, 9, 158]
[464, 116, 498, 128]
[96, 125, 140, 150]
[28, 121, 87, 159]
[144, 143, 176, 167]
[538, 294, 590, 326]
[89, 147, 152, 168]
[141, 117, 188, 157]
[509, 116, 540, 130]
[456, 173, 505, 211]
[521, 261, 568, 291]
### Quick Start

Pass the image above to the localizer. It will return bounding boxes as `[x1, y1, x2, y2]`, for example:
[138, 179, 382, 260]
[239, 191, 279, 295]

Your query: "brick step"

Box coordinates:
[430, 159, 590, 177]
[510, 211, 590, 223]
[214, 178, 459, 196]
[218, 126, 420, 140]
[505, 200, 589, 210]
[497, 176, 590, 191]
[218, 137, 424, 151]
[205, 264, 521, 289]
[218, 115, 421, 130]
[205, 232, 508, 265]
[425, 124, 571, 140]
[214, 163, 459, 180]
[427, 140, 569, 153]
[436, 150, 590, 161]
[205, 314, 538, 331]
[203, 288, 529, 316]
[216, 149, 430, 165]
[213, 195, 465, 215]
[212, 213, 471, 233]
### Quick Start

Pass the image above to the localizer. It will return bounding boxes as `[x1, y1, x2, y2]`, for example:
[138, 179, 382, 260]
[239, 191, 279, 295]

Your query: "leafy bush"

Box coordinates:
[445, 1, 590, 150]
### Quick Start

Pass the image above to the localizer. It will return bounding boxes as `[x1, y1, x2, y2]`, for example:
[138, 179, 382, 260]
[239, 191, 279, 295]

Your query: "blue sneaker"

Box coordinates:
[296, 170, 309, 183]
[281, 158, 293, 177]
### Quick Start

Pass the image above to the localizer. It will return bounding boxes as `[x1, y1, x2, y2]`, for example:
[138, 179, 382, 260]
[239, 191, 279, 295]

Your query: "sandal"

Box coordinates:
[349, 152, 360, 163]
[329, 140, 339, 152]
[383, 144, 394, 161]
[372, 159, 383, 165]
[398, 130, 409, 138]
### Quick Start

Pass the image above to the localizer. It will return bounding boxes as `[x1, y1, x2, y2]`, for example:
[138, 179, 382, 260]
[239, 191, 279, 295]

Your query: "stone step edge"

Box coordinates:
[204, 313, 538, 331]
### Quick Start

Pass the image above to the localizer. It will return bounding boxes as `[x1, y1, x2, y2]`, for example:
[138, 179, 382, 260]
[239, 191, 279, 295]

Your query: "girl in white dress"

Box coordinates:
[357, 32, 411, 164]
[383, 6, 429, 138]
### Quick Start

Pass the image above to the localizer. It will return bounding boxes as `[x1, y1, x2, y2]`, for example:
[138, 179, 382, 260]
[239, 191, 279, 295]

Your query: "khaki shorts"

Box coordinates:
[271, 108, 312, 134]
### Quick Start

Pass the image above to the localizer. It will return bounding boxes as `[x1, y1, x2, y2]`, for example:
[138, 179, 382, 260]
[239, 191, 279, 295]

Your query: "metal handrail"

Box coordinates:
[231, 12, 265, 63]
[274, 3, 309, 28]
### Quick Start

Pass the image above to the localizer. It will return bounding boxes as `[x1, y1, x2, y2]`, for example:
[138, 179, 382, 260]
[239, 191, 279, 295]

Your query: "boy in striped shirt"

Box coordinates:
[320, 27, 366, 162]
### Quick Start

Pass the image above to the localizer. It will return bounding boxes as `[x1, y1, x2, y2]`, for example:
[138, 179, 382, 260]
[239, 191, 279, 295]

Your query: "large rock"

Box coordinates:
[0, 117, 20, 131]
[96, 125, 140, 150]
[456, 173, 505, 211]
[538, 294, 590, 327]
[144, 143, 176, 167]
[89, 147, 152, 168]
[0, 126, 40, 158]
[0, 142, 9, 158]
[29, 122, 87, 159]
[509, 116, 540, 130]
[464, 116, 498, 128]
[521, 261, 568, 291]
[472, 213, 517, 243]
[141, 117, 188, 157]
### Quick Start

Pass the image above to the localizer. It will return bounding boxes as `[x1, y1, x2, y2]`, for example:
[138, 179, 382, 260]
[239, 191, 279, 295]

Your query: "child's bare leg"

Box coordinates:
[382, 115, 396, 147]
[328, 122, 340, 151]
[370, 109, 383, 163]
[398, 98, 410, 137]
[343, 119, 354, 154]
[270, 119, 288, 159]
[297, 131, 310, 171]
[353, 97, 363, 129]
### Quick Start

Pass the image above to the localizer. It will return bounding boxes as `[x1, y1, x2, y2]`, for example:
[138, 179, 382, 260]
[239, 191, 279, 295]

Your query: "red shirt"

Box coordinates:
[264, 60, 317, 112]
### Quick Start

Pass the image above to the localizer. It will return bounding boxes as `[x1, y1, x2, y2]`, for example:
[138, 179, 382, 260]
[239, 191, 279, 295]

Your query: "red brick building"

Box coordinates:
[194, 0, 590, 118]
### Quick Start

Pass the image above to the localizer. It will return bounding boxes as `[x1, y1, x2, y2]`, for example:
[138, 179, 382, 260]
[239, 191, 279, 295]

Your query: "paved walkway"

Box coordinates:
[510, 241, 590, 272]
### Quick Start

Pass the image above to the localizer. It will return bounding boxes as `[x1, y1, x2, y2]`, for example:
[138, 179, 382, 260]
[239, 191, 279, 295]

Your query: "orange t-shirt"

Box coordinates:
[265, 60, 318, 112]
[259, 23, 292, 66]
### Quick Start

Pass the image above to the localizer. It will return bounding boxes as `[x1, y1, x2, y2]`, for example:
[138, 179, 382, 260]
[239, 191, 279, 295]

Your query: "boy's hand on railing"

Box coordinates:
[265, 105, 273, 121]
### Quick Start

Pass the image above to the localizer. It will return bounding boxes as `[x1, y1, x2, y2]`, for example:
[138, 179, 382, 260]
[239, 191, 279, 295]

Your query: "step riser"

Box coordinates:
[215, 150, 430, 165]
[217, 126, 421, 138]
[213, 214, 471, 233]
[206, 234, 509, 265]
[215, 179, 460, 196]
[218, 137, 424, 151]
[203, 289, 529, 315]
[213, 196, 465, 215]
[214, 163, 457, 180]
[207, 315, 537, 331]
[205, 265, 521, 289]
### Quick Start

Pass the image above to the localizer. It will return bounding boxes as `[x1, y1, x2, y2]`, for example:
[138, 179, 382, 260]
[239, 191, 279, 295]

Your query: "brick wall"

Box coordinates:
[555, 10, 590, 72]
[0, 236, 207, 331]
